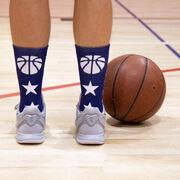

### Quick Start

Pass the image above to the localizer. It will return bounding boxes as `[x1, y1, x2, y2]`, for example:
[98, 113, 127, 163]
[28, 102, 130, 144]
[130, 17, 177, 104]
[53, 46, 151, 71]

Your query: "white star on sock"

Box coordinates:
[25, 102, 39, 109]
[22, 81, 38, 95]
[83, 81, 99, 96]
[84, 103, 93, 109]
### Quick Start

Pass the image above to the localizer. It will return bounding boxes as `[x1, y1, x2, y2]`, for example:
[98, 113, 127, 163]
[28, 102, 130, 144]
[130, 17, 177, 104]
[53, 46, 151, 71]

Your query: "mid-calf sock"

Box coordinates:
[75, 44, 110, 112]
[13, 45, 48, 112]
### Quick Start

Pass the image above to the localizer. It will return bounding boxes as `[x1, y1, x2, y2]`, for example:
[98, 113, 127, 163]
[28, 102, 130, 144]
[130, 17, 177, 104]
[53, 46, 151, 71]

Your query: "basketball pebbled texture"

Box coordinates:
[103, 54, 166, 123]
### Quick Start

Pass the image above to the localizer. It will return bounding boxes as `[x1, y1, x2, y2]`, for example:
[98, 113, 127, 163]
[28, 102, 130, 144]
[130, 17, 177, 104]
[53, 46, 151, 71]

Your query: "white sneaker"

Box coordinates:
[75, 104, 106, 145]
[15, 103, 46, 144]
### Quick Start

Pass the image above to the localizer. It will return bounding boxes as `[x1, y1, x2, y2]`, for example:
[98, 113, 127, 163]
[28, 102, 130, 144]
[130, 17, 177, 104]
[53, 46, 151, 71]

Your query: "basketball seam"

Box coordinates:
[81, 61, 89, 70]
[18, 57, 27, 73]
[33, 60, 42, 63]
[95, 60, 101, 71]
[91, 55, 94, 75]
[80, 59, 89, 63]
[32, 61, 40, 72]
[31, 57, 42, 73]
[96, 58, 105, 72]
[120, 58, 148, 121]
[17, 60, 25, 63]
[19, 62, 26, 71]
[28, 56, 30, 75]
[127, 69, 165, 122]
[31, 57, 38, 61]
[96, 58, 105, 63]
[112, 55, 132, 117]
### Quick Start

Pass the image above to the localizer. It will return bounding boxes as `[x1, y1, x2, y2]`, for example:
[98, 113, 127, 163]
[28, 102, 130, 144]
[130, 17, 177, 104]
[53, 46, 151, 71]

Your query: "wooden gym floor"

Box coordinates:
[0, 0, 180, 179]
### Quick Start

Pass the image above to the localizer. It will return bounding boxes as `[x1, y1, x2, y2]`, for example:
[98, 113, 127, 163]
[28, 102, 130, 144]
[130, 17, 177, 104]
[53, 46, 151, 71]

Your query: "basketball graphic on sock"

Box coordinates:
[17, 56, 42, 75]
[80, 55, 106, 74]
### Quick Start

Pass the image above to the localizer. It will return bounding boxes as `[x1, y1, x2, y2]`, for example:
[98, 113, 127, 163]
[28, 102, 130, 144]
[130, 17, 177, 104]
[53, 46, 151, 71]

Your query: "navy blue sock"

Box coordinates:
[75, 44, 110, 112]
[13, 45, 48, 112]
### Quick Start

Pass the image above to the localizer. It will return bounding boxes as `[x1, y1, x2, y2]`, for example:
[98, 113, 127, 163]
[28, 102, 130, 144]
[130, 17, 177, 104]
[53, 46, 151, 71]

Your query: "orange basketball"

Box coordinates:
[103, 54, 166, 123]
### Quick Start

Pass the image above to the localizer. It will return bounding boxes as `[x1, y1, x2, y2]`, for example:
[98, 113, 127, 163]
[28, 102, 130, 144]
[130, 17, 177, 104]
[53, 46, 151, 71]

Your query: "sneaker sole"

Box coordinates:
[16, 132, 45, 144]
[76, 133, 104, 145]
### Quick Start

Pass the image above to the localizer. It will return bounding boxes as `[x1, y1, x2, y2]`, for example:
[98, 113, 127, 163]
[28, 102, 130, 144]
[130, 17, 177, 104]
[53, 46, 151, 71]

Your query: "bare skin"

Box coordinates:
[10, 0, 112, 48]
[73, 0, 112, 47]
[9, 0, 51, 48]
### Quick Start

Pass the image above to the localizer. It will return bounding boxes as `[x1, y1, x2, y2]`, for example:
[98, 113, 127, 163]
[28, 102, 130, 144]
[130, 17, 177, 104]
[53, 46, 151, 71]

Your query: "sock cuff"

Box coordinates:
[13, 45, 49, 60]
[13, 44, 49, 49]
[75, 44, 110, 52]
[13, 45, 48, 55]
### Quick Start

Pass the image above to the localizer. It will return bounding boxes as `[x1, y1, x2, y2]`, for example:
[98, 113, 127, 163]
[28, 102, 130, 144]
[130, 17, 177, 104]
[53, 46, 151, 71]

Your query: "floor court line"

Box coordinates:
[0, 68, 180, 100]
[0, 82, 80, 99]
[115, 0, 180, 59]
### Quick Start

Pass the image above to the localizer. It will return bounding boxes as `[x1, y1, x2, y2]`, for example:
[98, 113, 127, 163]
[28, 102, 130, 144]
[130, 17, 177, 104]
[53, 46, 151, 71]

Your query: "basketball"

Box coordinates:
[17, 56, 42, 75]
[80, 55, 106, 74]
[103, 54, 166, 123]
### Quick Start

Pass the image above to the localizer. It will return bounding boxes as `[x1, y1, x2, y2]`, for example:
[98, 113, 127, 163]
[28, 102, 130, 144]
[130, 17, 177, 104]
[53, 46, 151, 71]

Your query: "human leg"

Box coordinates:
[73, 0, 112, 144]
[10, 0, 51, 143]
